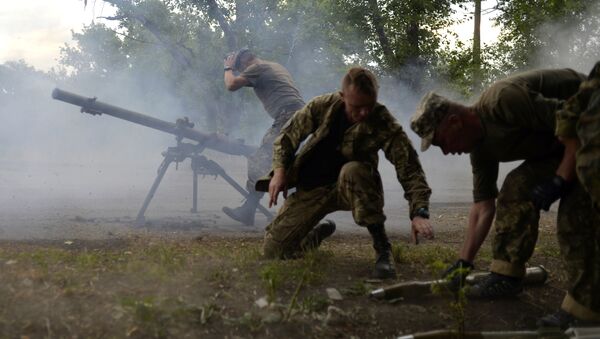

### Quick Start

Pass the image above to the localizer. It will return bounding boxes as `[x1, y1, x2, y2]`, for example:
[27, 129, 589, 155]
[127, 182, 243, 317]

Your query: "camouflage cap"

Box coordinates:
[410, 92, 451, 152]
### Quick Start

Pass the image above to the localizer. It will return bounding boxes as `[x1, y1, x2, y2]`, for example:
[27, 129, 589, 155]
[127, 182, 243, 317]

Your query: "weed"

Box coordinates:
[260, 262, 286, 302]
[299, 295, 330, 314]
[392, 243, 408, 263]
[342, 281, 369, 297]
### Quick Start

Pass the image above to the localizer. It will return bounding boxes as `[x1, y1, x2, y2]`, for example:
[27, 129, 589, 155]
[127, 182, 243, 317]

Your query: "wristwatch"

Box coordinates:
[414, 207, 430, 219]
[224, 67, 233, 72]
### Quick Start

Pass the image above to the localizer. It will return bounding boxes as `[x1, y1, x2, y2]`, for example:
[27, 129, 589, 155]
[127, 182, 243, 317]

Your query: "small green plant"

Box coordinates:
[391, 243, 407, 263]
[430, 262, 469, 338]
[299, 295, 330, 313]
[260, 262, 286, 302]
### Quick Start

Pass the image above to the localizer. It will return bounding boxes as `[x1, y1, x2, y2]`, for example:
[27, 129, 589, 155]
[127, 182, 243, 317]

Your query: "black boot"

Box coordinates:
[367, 224, 397, 279]
[466, 272, 522, 298]
[222, 191, 262, 226]
[301, 220, 336, 251]
[537, 309, 577, 329]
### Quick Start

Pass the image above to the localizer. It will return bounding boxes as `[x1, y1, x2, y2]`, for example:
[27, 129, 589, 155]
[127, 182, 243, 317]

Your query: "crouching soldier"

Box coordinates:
[410, 68, 585, 296]
[255, 67, 434, 279]
[535, 61, 600, 328]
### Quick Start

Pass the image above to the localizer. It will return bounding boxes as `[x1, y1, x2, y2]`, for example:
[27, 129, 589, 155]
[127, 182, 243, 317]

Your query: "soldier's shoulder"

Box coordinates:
[308, 92, 342, 106]
[371, 102, 403, 131]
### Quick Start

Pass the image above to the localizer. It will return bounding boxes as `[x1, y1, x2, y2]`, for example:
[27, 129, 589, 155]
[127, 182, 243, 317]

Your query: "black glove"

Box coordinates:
[532, 175, 570, 211]
[442, 259, 474, 291]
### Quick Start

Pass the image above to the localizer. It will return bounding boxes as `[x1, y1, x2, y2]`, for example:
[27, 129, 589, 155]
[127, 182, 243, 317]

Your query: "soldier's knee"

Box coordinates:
[339, 161, 371, 181]
[263, 238, 284, 259]
[498, 171, 535, 202]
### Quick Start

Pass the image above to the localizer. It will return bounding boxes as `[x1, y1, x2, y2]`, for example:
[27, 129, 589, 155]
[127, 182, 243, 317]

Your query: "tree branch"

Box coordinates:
[367, 0, 396, 68]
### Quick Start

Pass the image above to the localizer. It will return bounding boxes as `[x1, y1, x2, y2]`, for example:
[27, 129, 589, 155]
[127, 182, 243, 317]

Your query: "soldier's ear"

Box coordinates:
[339, 90, 345, 100]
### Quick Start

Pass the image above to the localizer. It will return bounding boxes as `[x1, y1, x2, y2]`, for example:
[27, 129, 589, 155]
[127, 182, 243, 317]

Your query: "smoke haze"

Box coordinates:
[2, 0, 597, 239]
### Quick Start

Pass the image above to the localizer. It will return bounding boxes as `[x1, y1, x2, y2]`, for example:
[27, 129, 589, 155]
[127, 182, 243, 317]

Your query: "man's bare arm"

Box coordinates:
[223, 54, 250, 91]
[459, 199, 496, 262]
[556, 136, 579, 181]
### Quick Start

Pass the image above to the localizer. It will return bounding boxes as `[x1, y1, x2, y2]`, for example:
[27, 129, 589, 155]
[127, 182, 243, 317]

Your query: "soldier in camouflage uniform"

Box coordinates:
[255, 67, 434, 279]
[535, 61, 600, 328]
[410, 68, 586, 296]
[223, 49, 305, 226]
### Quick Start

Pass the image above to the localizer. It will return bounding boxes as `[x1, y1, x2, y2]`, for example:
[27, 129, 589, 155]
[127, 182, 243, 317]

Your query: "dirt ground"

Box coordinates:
[0, 157, 570, 338]
[0, 204, 568, 338]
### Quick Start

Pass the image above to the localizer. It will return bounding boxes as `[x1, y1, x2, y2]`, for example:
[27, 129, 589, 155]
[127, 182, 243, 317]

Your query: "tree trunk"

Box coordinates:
[367, 0, 396, 69]
[472, 0, 482, 91]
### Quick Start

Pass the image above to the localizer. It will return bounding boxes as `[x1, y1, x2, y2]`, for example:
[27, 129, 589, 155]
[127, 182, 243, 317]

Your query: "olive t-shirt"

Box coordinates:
[240, 61, 305, 119]
[470, 68, 585, 202]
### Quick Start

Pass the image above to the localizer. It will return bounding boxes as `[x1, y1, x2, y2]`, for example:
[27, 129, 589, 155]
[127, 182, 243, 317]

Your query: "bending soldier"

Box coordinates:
[223, 49, 305, 226]
[255, 67, 434, 279]
[535, 61, 600, 328]
[410, 68, 585, 296]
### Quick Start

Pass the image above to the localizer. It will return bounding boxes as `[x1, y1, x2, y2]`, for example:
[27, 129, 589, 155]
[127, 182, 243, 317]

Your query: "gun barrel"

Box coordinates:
[51, 88, 257, 157]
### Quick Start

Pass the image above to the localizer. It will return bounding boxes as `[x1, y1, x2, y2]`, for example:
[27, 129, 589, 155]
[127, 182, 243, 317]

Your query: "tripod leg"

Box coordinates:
[191, 170, 198, 213]
[201, 157, 274, 220]
[135, 155, 173, 226]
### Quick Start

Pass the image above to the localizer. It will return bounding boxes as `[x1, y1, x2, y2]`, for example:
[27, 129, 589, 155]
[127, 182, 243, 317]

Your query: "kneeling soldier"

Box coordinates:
[256, 67, 434, 278]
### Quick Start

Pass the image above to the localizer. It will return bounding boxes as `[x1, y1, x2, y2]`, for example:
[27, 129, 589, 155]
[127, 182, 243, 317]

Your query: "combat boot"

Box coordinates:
[466, 272, 522, 298]
[222, 191, 262, 226]
[537, 309, 577, 329]
[301, 220, 336, 251]
[367, 224, 397, 279]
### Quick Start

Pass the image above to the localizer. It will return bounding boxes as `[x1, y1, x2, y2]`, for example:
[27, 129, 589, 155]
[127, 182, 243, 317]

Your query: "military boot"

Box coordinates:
[222, 191, 262, 226]
[466, 272, 522, 298]
[301, 220, 336, 251]
[537, 309, 577, 329]
[367, 224, 397, 279]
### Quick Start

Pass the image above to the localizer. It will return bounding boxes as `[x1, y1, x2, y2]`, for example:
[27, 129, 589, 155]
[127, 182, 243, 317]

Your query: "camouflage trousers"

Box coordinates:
[490, 155, 562, 278]
[263, 162, 385, 259]
[246, 109, 297, 193]
[576, 90, 600, 211]
[557, 182, 600, 321]
[558, 90, 600, 320]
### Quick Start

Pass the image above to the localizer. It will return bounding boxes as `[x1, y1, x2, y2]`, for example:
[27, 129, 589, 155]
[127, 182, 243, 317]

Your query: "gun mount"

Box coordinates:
[52, 88, 273, 226]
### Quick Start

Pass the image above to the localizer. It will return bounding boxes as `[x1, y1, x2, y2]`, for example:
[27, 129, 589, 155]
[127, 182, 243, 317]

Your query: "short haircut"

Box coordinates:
[341, 67, 379, 98]
[234, 49, 256, 70]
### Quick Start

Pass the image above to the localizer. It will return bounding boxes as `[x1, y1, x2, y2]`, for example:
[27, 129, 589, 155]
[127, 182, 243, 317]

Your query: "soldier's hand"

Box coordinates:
[411, 216, 434, 244]
[532, 175, 570, 211]
[224, 54, 235, 69]
[442, 259, 474, 291]
[269, 168, 288, 208]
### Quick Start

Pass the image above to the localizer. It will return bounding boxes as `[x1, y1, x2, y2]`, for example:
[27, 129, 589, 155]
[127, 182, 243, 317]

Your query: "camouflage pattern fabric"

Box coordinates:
[554, 61, 600, 320]
[410, 92, 452, 151]
[246, 109, 296, 192]
[263, 161, 385, 259]
[490, 156, 561, 278]
[556, 182, 600, 320]
[576, 89, 600, 211]
[256, 92, 431, 219]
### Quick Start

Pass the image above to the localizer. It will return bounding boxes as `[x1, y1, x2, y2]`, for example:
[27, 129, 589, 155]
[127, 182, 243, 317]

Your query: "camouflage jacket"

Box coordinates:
[255, 92, 431, 218]
[556, 61, 600, 138]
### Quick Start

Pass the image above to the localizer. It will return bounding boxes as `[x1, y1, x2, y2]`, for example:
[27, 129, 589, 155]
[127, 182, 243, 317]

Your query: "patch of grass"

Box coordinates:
[260, 262, 286, 302]
[342, 281, 369, 297]
[260, 249, 332, 302]
[207, 267, 233, 287]
[223, 311, 263, 332]
[392, 242, 456, 267]
[299, 295, 330, 314]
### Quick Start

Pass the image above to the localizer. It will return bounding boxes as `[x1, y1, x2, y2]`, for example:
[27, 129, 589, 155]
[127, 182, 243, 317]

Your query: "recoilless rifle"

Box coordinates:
[51, 88, 273, 226]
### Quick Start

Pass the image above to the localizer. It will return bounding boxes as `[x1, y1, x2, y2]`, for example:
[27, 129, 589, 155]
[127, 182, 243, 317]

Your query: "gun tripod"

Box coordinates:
[135, 140, 273, 226]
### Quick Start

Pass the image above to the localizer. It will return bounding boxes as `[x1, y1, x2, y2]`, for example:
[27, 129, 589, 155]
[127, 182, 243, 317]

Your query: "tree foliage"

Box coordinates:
[17, 0, 597, 134]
